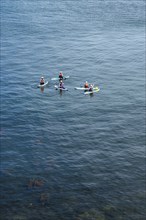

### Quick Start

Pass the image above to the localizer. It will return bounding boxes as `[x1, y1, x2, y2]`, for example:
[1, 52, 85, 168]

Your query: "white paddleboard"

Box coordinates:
[54, 85, 68, 91]
[84, 87, 100, 95]
[51, 76, 70, 81]
[74, 87, 90, 90]
[37, 81, 49, 88]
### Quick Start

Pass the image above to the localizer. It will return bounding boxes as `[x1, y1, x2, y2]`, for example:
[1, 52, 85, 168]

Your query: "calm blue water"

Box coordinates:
[0, 0, 145, 219]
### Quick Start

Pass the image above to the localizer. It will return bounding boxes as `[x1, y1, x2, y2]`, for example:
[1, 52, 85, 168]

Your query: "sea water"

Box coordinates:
[0, 0, 145, 219]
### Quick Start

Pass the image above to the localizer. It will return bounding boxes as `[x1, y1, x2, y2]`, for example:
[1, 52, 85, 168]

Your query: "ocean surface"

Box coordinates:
[0, 0, 145, 219]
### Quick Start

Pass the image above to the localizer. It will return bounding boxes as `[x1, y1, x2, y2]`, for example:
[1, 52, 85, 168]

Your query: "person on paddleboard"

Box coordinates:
[84, 81, 89, 88]
[89, 84, 93, 92]
[59, 71, 63, 80]
[59, 80, 65, 89]
[40, 77, 45, 85]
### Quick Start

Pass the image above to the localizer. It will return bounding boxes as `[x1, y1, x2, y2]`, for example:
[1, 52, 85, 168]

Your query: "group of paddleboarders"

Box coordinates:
[40, 72, 64, 86]
[40, 72, 65, 90]
[39, 72, 94, 93]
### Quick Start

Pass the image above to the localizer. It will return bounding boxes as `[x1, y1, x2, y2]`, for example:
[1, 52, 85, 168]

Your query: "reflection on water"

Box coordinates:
[40, 87, 44, 93]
